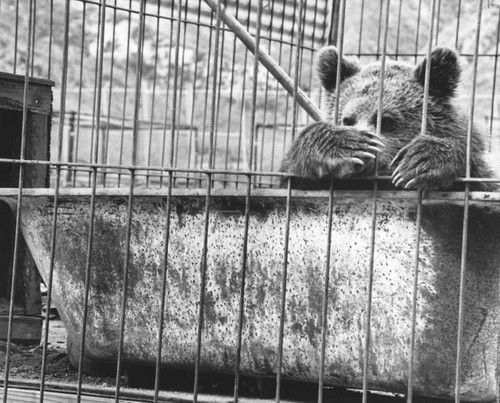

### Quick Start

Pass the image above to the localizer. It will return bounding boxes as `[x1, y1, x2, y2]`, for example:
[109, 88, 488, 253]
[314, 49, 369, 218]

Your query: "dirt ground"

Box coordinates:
[0, 317, 121, 388]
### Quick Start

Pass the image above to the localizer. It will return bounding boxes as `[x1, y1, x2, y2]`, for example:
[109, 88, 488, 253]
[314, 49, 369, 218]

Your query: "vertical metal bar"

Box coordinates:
[317, 181, 335, 403]
[2, 1, 34, 401]
[76, 167, 98, 402]
[454, 0, 463, 49]
[145, 0, 162, 187]
[48, 0, 54, 79]
[414, 0, 423, 63]
[307, 0, 321, 108]
[57, 0, 71, 175]
[13, 0, 19, 74]
[103, 0, 119, 187]
[114, 0, 145, 397]
[275, 177, 293, 403]
[210, 8, 226, 178]
[455, 2, 483, 402]
[395, 0, 403, 60]
[153, 7, 178, 391]
[407, 1, 436, 400]
[233, 174, 252, 402]
[130, 0, 145, 167]
[114, 170, 135, 403]
[192, 172, 213, 403]
[435, 0, 442, 46]
[326, 0, 340, 46]
[199, 10, 215, 177]
[88, 1, 104, 184]
[333, 0, 346, 125]
[153, 169, 173, 402]
[362, 1, 390, 402]
[318, 0, 330, 108]
[264, 0, 280, 183]
[258, 1, 277, 187]
[94, 0, 107, 166]
[169, 0, 182, 181]
[249, 0, 263, 174]
[117, 0, 133, 187]
[39, 168, 61, 403]
[357, 0, 366, 58]
[279, 2, 298, 174]
[375, 0, 384, 60]
[186, 2, 197, 188]
[186, 0, 202, 188]
[235, 4, 252, 181]
[258, 125, 266, 184]
[193, 2, 220, 400]
[276, 1, 291, 167]
[40, 1, 70, 400]
[291, 0, 305, 143]
[159, 1, 175, 187]
[72, 1, 87, 187]
[209, 0, 222, 171]
[406, 193, 423, 403]
[76, 0, 108, 396]
[488, 11, 500, 151]
[30, 0, 36, 77]
[223, 2, 243, 188]
[175, 3, 192, 178]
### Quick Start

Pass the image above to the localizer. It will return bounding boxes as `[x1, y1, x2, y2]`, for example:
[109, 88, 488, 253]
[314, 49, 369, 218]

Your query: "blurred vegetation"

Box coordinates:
[0, 1, 498, 91]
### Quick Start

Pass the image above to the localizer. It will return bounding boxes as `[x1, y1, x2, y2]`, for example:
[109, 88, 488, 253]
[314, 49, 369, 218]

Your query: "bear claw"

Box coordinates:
[349, 158, 365, 165]
[405, 179, 417, 189]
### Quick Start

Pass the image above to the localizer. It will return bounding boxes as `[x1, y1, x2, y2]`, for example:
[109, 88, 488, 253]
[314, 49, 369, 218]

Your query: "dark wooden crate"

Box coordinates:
[0, 72, 53, 343]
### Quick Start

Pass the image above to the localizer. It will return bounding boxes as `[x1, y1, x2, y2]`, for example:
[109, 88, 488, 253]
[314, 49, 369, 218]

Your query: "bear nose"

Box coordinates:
[354, 121, 375, 133]
[342, 116, 356, 126]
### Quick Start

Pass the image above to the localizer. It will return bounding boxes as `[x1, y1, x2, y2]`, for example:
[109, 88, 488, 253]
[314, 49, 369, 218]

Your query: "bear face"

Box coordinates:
[280, 46, 493, 191]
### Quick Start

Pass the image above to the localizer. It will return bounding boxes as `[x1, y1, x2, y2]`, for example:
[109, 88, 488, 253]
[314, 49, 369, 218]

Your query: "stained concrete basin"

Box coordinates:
[3, 188, 500, 401]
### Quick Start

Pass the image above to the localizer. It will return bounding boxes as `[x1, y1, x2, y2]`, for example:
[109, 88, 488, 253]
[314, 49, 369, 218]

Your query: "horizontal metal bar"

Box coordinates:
[0, 158, 498, 186]
[0, 187, 499, 202]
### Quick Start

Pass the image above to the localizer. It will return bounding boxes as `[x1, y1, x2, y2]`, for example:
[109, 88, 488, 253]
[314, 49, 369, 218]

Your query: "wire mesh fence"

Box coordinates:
[0, 0, 499, 402]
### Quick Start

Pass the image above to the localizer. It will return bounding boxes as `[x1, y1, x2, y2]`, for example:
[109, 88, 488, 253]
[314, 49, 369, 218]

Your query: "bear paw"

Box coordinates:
[281, 122, 385, 181]
[390, 136, 463, 190]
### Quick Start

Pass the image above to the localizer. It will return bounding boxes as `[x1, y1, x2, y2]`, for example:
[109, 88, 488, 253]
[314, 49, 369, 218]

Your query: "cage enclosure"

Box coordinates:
[0, 0, 500, 402]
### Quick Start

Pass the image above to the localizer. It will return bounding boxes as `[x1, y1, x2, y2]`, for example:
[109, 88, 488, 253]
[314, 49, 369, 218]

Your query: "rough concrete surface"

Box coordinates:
[13, 191, 500, 401]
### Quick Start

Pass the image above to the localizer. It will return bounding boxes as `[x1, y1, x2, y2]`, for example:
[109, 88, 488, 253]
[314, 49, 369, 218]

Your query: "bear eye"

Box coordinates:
[342, 116, 356, 126]
[381, 115, 397, 129]
[372, 113, 397, 130]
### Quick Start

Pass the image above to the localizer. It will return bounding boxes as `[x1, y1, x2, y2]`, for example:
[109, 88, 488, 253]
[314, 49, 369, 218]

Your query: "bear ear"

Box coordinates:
[414, 47, 461, 98]
[316, 46, 360, 92]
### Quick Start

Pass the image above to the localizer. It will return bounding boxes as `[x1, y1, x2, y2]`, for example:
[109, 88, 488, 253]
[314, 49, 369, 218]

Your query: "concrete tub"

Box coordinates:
[4, 188, 500, 401]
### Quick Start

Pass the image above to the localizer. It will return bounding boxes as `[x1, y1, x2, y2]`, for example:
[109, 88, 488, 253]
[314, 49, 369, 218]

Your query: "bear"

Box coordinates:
[280, 46, 494, 191]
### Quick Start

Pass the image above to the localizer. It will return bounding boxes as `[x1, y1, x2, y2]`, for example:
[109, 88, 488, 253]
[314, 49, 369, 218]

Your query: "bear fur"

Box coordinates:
[280, 46, 494, 191]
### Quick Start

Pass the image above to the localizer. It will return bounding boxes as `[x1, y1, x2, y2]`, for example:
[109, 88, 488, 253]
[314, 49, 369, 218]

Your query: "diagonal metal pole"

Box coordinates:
[203, 0, 324, 122]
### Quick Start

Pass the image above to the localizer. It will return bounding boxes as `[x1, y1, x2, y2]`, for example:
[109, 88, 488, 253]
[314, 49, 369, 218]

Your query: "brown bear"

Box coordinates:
[280, 46, 494, 191]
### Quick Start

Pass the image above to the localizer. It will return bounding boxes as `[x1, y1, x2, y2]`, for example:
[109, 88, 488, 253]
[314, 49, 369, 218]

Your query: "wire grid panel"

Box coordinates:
[0, 0, 329, 189]
[0, 1, 500, 403]
[0, 1, 498, 187]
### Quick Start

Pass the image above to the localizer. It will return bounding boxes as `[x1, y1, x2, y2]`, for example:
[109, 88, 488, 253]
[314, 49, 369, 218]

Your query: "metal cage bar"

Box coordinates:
[2, 1, 35, 401]
[406, 0, 437, 400]
[361, 1, 391, 401]
[455, 1, 484, 401]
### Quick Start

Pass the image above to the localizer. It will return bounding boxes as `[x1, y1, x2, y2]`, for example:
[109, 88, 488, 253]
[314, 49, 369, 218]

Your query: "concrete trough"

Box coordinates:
[3, 188, 500, 401]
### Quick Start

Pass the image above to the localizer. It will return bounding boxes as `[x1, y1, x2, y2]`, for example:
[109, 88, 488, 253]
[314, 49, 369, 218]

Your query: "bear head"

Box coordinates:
[315, 46, 462, 174]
